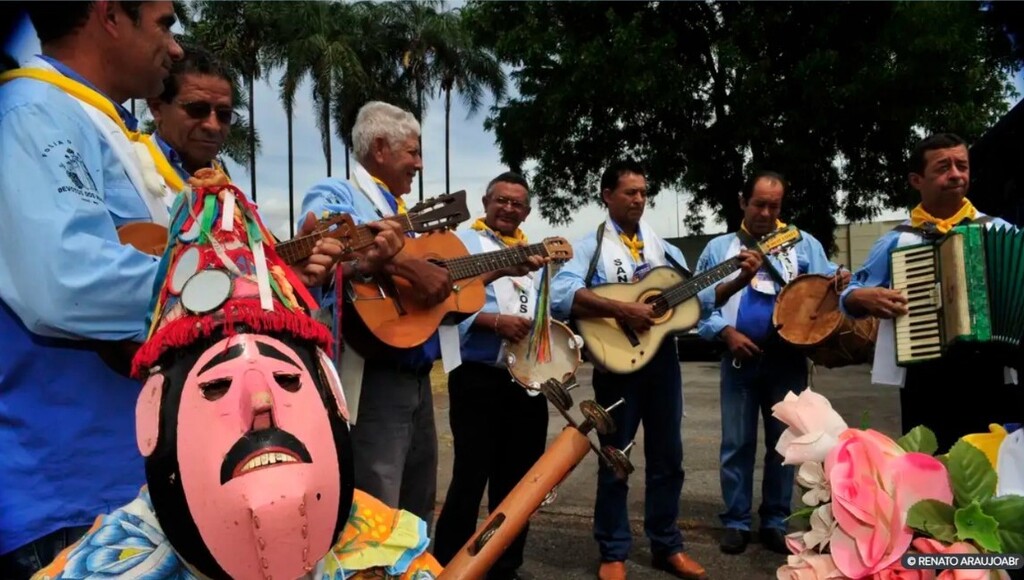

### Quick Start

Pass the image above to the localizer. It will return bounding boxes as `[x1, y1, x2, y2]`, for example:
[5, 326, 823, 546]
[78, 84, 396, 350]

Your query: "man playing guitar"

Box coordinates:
[550, 160, 706, 580]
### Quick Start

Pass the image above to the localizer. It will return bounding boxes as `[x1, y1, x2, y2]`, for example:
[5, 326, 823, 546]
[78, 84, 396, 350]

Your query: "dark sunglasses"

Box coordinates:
[178, 101, 238, 125]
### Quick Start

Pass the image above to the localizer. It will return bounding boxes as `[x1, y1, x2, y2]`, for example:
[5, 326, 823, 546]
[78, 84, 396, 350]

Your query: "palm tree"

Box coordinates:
[433, 9, 506, 194]
[188, 1, 276, 201]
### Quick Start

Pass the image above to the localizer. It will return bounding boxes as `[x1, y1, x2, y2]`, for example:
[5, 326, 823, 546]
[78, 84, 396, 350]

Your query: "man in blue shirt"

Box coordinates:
[0, 3, 183, 577]
[695, 170, 844, 556]
[551, 160, 706, 580]
[840, 133, 1022, 453]
[433, 172, 548, 580]
[300, 101, 455, 527]
[146, 46, 235, 184]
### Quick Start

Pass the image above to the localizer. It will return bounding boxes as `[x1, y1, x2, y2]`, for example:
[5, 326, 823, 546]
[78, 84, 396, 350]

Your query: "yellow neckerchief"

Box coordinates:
[0, 68, 186, 193]
[618, 231, 644, 263]
[910, 198, 977, 234]
[470, 217, 528, 247]
[370, 175, 407, 215]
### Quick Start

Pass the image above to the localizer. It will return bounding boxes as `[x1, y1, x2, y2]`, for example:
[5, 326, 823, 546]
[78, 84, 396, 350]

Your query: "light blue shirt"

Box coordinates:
[300, 176, 439, 367]
[838, 215, 1015, 317]
[453, 229, 529, 367]
[0, 66, 156, 553]
[550, 222, 689, 321]
[695, 229, 837, 341]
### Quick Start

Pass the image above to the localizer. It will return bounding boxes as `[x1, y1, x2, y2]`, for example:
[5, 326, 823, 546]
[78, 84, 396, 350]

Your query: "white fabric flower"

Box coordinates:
[997, 428, 1024, 497]
[772, 389, 849, 465]
[796, 462, 830, 506]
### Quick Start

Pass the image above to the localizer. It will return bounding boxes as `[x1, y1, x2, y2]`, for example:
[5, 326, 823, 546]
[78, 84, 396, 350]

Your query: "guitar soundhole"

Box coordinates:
[644, 295, 669, 317]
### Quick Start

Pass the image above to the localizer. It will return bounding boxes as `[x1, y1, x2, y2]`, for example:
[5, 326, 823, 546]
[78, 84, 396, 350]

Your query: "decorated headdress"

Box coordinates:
[131, 172, 354, 580]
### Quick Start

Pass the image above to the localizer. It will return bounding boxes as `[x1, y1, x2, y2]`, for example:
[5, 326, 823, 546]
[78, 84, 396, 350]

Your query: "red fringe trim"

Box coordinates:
[131, 298, 333, 378]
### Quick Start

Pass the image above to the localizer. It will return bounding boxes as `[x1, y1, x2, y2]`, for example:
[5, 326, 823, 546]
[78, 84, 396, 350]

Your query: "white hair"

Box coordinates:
[351, 101, 421, 162]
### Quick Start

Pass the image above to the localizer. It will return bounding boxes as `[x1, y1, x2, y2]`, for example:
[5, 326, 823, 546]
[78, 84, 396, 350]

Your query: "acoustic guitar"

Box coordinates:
[347, 236, 574, 350]
[575, 225, 803, 374]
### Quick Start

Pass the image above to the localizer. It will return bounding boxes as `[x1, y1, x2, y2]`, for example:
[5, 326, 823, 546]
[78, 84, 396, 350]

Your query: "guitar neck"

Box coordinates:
[441, 242, 548, 281]
[660, 255, 744, 307]
[274, 214, 416, 265]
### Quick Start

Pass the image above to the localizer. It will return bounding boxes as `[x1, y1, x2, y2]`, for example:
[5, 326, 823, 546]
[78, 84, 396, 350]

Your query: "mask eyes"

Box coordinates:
[200, 378, 232, 401]
[274, 373, 301, 393]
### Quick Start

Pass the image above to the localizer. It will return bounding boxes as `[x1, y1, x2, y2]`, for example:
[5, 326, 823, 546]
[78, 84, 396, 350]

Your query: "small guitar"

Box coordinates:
[348, 236, 574, 349]
[118, 190, 470, 264]
[575, 225, 803, 374]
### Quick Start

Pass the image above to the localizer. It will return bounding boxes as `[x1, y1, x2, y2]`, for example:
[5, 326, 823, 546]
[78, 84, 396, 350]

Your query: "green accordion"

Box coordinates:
[890, 223, 1024, 366]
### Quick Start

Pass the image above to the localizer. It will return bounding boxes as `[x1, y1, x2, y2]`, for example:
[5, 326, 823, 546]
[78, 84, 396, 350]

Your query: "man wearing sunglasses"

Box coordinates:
[147, 46, 235, 182]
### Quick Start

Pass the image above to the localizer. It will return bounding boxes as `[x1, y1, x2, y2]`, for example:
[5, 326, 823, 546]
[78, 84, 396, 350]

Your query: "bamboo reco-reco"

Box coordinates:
[439, 426, 593, 580]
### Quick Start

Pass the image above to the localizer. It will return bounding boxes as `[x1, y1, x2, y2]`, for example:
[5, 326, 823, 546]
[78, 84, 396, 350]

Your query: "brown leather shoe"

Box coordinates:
[652, 552, 708, 580]
[597, 560, 626, 580]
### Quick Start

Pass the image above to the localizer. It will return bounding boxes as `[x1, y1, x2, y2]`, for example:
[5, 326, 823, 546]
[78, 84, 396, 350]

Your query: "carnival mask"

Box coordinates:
[136, 333, 353, 580]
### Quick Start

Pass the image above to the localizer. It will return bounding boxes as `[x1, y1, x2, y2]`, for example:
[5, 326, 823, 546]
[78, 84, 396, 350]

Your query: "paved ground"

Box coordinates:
[429, 358, 902, 579]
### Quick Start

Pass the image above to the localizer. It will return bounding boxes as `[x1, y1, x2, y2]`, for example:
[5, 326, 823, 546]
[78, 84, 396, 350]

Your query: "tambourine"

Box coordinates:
[504, 320, 584, 394]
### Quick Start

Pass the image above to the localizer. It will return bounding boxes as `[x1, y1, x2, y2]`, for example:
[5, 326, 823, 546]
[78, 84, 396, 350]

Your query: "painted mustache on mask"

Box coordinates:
[220, 427, 312, 484]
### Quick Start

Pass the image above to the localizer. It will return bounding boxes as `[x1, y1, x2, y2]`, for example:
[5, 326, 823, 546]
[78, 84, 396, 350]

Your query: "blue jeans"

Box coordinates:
[592, 342, 684, 562]
[0, 525, 91, 579]
[718, 351, 806, 531]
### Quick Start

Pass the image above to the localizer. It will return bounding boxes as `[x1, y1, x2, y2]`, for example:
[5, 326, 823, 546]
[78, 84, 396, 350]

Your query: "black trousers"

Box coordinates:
[433, 362, 549, 578]
[901, 349, 1023, 453]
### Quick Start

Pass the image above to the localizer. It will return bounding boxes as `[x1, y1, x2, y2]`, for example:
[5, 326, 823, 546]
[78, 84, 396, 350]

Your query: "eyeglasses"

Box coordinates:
[177, 101, 238, 125]
[491, 196, 529, 210]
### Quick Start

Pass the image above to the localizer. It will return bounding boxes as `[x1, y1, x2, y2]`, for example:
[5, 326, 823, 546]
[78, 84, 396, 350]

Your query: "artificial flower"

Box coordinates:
[773, 389, 849, 465]
[996, 428, 1024, 497]
[962, 424, 1008, 468]
[797, 462, 831, 506]
[777, 551, 844, 580]
[912, 538, 1011, 580]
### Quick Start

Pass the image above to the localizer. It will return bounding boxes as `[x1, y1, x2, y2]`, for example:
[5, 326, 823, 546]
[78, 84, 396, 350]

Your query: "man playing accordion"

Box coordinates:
[840, 133, 1023, 453]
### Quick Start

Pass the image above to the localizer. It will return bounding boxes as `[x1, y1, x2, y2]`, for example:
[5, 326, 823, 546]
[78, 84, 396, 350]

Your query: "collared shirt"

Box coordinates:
[300, 175, 440, 367]
[151, 131, 231, 183]
[838, 214, 1014, 317]
[454, 228, 535, 367]
[695, 230, 836, 342]
[550, 222, 689, 321]
[38, 54, 138, 131]
[0, 60, 156, 553]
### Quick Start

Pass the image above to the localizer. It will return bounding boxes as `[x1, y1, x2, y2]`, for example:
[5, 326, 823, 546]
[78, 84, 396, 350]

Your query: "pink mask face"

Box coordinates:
[175, 334, 341, 579]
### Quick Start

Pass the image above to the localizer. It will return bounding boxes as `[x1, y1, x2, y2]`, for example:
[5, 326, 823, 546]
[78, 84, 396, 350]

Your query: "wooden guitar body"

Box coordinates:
[118, 222, 169, 256]
[349, 231, 486, 349]
[575, 266, 701, 374]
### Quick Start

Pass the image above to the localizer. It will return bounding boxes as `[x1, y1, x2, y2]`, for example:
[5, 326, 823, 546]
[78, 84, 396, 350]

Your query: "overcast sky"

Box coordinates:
[7, 14, 1022, 246]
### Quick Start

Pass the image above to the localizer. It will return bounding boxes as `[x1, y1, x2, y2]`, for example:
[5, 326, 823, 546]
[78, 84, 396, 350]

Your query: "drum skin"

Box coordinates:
[505, 320, 582, 388]
[773, 274, 878, 368]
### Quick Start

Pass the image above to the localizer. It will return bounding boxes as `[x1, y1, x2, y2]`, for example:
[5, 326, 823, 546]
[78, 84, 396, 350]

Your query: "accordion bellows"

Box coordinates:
[891, 223, 1024, 367]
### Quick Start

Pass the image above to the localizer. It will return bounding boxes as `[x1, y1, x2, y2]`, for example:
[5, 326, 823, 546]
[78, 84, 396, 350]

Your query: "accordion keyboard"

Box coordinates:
[892, 247, 944, 362]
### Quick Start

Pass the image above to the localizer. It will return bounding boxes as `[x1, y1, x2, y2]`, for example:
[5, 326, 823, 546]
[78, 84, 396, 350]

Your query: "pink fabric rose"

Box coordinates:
[777, 552, 845, 580]
[912, 539, 1011, 580]
[826, 429, 953, 579]
[773, 389, 849, 465]
[869, 562, 936, 579]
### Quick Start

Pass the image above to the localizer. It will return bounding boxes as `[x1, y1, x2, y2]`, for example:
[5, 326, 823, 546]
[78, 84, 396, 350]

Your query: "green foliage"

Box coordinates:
[898, 425, 939, 456]
[907, 499, 957, 544]
[785, 505, 817, 523]
[947, 440, 998, 508]
[981, 495, 1024, 554]
[954, 500, 1003, 552]
[465, 1, 1019, 250]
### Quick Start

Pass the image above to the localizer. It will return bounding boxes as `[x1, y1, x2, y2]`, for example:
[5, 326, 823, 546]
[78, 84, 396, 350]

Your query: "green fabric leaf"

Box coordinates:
[786, 505, 817, 522]
[954, 501, 1003, 552]
[907, 499, 957, 543]
[981, 495, 1024, 554]
[897, 425, 939, 455]
[947, 440, 998, 506]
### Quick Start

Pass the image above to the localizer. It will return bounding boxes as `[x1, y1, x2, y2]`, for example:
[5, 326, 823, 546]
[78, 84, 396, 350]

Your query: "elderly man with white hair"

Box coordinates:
[300, 101, 453, 526]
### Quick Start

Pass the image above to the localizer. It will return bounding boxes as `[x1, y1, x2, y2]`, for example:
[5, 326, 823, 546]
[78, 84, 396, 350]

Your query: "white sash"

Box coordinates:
[871, 219, 1017, 386]
[477, 231, 537, 317]
[599, 217, 668, 283]
[350, 161, 395, 218]
[719, 232, 799, 328]
[27, 58, 170, 226]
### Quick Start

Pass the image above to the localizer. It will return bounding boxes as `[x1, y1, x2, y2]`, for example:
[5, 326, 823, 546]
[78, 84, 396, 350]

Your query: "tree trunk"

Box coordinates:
[345, 144, 351, 179]
[324, 103, 332, 178]
[248, 76, 257, 202]
[287, 107, 295, 238]
[417, 83, 424, 202]
[445, 87, 451, 194]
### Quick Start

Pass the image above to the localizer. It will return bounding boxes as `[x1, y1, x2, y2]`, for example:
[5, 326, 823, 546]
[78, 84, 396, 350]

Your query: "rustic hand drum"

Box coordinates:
[772, 273, 878, 368]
